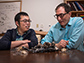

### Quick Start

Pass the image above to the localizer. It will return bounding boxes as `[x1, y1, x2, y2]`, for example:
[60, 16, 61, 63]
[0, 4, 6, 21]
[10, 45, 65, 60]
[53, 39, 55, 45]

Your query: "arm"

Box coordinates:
[0, 30, 30, 50]
[0, 30, 12, 50]
[41, 28, 54, 44]
[66, 17, 84, 49]
[11, 40, 31, 49]
[27, 29, 38, 48]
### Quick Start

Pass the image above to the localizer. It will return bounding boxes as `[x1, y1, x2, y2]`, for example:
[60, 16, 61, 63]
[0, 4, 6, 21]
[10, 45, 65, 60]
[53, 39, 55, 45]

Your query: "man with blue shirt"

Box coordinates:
[0, 12, 38, 50]
[41, 3, 84, 51]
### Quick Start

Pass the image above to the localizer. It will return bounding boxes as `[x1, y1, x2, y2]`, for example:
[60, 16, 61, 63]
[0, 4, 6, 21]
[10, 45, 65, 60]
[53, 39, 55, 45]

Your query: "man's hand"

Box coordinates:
[22, 40, 31, 44]
[55, 39, 69, 49]
[21, 43, 29, 48]
[59, 39, 69, 47]
[11, 40, 31, 49]
[21, 40, 31, 48]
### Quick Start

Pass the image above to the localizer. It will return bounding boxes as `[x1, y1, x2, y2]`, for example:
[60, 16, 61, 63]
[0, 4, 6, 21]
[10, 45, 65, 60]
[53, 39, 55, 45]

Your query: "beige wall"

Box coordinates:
[22, 0, 63, 31]
[0, 0, 21, 1]
[0, 0, 63, 32]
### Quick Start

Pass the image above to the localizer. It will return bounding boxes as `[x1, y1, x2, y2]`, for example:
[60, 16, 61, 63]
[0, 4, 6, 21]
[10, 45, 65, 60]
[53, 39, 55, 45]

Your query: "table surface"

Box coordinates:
[0, 49, 84, 63]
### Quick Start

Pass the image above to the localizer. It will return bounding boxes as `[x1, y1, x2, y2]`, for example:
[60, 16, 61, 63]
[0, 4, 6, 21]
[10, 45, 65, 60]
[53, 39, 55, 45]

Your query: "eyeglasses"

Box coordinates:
[20, 19, 31, 23]
[54, 13, 68, 19]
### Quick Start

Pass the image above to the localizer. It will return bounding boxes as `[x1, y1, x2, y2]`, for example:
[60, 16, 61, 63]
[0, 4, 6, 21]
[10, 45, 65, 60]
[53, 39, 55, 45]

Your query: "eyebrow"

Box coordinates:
[56, 13, 64, 15]
[22, 19, 30, 20]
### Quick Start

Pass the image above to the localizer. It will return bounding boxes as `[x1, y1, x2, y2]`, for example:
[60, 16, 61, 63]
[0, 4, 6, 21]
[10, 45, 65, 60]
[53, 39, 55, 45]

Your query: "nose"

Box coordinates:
[26, 21, 30, 24]
[57, 16, 62, 21]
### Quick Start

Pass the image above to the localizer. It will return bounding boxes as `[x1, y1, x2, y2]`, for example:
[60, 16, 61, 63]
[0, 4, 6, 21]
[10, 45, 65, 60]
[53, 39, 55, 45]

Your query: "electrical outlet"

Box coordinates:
[40, 24, 43, 28]
[49, 24, 51, 27]
[36, 24, 39, 28]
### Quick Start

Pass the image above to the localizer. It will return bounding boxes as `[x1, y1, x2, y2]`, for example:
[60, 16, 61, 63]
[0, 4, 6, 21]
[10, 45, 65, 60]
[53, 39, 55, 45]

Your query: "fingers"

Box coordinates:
[60, 42, 66, 48]
[27, 40, 31, 42]
[59, 40, 69, 48]
[65, 40, 69, 45]
[21, 43, 29, 48]
[23, 40, 31, 44]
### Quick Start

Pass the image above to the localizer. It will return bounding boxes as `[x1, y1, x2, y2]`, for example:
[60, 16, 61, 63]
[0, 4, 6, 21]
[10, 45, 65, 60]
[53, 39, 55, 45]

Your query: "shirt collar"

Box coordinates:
[55, 17, 72, 30]
[16, 29, 27, 37]
[68, 17, 73, 26]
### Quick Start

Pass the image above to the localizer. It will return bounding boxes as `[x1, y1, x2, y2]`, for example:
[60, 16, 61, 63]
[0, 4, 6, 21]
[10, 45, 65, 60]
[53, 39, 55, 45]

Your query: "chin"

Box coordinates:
[25, 29, 29, 32]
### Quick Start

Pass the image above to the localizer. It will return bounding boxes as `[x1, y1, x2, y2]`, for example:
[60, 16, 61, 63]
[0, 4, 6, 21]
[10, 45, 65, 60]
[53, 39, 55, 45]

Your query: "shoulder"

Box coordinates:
[28, 29, 35, 32]
[71, 17, 82, 19]
[70, 17, 84, 29]
[3, 28, 16, 38]
[50, 22, 60, 30]
[6, 28, 16, 33]
[27, 29, 35, 34]
[69, 17, 83, 26]
[71, 17, 83, 23]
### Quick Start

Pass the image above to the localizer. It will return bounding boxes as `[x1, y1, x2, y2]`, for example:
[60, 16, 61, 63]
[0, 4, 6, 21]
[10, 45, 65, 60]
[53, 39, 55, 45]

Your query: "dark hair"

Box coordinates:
[55, 3, 72, 13]
[14, 12, 29, 23]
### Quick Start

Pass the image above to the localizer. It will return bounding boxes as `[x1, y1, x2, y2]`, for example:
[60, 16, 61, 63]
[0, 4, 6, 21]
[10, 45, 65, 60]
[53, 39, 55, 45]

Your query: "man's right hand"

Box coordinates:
[55, 39, 69, 49]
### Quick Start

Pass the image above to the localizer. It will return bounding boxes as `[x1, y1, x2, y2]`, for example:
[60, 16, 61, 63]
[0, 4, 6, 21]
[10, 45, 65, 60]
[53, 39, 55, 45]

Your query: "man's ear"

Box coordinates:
[15, 21, 19, 26]
[68, 12, 71, 16]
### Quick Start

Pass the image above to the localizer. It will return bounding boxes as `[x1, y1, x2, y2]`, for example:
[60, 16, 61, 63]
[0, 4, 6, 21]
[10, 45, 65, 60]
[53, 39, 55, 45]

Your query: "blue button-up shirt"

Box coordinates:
[41, 17, 84, 51]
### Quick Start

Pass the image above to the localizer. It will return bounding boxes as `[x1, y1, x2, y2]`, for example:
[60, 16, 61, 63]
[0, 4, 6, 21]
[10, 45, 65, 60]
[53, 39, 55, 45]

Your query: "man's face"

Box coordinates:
[56, 7, 71, 28]
[16, 15, 31, 32]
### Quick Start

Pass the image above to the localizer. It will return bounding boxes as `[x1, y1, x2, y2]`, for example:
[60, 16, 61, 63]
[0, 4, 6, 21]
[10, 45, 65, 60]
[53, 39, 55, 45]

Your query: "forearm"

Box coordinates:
[11, 40, 24, 49]
[11, 40, 31, 49]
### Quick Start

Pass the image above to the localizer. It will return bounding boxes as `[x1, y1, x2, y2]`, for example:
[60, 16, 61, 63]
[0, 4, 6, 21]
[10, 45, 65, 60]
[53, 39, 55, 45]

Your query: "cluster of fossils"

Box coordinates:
[22, 42, 59, 53]
[11, 42, 67, 56]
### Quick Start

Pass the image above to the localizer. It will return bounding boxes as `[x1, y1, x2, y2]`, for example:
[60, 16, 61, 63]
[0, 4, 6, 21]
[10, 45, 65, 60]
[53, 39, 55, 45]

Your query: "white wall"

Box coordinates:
[22, 0, 63, 31]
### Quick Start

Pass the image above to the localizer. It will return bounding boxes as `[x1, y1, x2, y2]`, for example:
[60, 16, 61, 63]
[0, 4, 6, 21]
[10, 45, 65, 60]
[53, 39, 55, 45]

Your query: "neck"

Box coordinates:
[61, 25, 66, 28]
[17, 28, 24, 36]
[62, 26, 66, 28]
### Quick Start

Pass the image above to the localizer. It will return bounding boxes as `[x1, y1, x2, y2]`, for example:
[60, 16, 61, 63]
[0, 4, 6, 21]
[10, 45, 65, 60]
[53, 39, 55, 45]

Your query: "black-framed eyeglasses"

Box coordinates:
[54, 13, 68, 19]
[20, 19, 31, 23]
